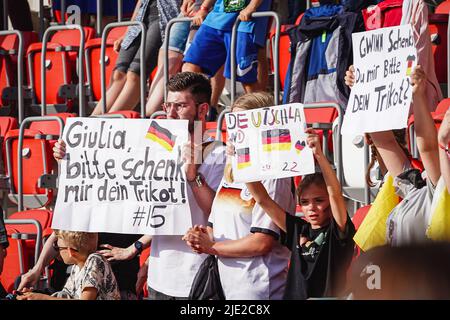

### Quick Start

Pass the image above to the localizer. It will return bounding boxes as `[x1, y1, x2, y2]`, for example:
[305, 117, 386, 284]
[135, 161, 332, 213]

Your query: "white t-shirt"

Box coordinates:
[208, 178, 296, 300]
[147, 142, 226, 297]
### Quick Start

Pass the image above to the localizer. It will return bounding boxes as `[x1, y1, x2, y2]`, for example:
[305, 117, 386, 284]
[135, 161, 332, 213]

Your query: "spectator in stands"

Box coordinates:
[0, 0, 33, 31]
[351, 243, 450, 299]
[17, 224, 142, 299]
[145, 0, 203, 116]
[438, 108, 450, 193]
[182, 92, 296, 299]
[243, 127, 355, 299]
[145, 0, 227, 121]
[50, 72, 226, 299]
[17, 230, 120, 300]
[91, 0, 162, 115]
[182, 0, 272, 94]
[0, 209, 8, 297]
[345, 65, 442, 246]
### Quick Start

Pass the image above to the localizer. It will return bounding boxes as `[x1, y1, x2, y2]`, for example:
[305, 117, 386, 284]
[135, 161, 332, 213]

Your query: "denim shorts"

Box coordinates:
[162, 13, 192, 54]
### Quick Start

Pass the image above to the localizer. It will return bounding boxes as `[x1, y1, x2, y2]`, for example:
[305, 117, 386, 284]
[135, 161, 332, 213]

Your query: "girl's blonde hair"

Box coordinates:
[54, 230, 98, 256]
[224, 92, 274, 183]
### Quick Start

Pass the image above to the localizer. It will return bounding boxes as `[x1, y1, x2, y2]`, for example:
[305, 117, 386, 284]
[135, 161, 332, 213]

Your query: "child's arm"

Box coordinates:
[245, 182, 287, 232]
[239, 0, 264, 21]
[411, 65, 441, 186]
[438, 108, 450, 192]
[80, 287, 98, 300]
[306, 129, 348, 232]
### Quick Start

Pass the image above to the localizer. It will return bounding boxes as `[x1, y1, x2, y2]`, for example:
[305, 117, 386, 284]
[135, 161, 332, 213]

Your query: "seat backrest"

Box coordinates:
[29, 113, 74, 136]
[50, 27, 95, 47]
[352, 205, 372, 230]
[85, 40, 119, 101]
[8, 210, 53, 232]
[108, 26, 128, 41]
[5, 129, 54, 199]
[436, 98, 450, 115]
[28, 46, 71, 105]
[436, 0, 450, 14]
[0, 116, 18, 138]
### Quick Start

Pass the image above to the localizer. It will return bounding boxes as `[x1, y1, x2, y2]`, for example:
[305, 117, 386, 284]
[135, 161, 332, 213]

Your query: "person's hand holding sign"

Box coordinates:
[305, 128, 324, 160]
[344, 65, 355, 88]
[182, 140, 202, 182]
[410, 65, 427, 97]
[53, 139, 66, 161]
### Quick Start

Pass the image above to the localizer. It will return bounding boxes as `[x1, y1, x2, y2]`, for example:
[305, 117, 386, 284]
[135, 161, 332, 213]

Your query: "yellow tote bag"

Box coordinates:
[353, 175, 399, 252]
[426, 178, 450, 241]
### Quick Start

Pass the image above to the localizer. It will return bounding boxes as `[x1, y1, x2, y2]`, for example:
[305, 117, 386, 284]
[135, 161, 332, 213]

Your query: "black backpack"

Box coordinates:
[188, 255, 225, 300]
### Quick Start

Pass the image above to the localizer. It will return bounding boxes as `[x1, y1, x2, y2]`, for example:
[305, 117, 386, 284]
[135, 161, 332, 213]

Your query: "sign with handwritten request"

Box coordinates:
[225, 103, 315, 182]
[52, 118, 192, 235]
[342, 24, 417, 135]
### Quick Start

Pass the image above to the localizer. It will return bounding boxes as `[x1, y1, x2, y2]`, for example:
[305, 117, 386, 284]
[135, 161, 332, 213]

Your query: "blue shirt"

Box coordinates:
[203, 0, 272, 46]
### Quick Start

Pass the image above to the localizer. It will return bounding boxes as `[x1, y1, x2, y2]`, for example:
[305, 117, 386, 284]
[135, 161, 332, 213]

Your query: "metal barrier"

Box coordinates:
[17, 116, 64, 212]
[0, 30, 24, 123]
[150, 111, 167, 119]
[230, 11, 280, 105]
[215, 108, 231, 143]
[4, 218, 43, 271]
[41, 24, 86, 116]
[100, 21, 147, 118]
[163, 17, 193, 102]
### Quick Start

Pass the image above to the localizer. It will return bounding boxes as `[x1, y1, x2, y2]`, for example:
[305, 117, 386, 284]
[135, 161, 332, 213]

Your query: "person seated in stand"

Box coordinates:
[244, 128, 355, 300]
[17, 230, 120, 300]
[182, 92, 296, 300]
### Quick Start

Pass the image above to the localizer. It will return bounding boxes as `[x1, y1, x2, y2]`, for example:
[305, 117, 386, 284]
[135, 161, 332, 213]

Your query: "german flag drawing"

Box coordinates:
[262, 129, 291, 152]
[295, 140, 306, 154]
[237, 147, 251, 170]
[145, 121, 176, 152]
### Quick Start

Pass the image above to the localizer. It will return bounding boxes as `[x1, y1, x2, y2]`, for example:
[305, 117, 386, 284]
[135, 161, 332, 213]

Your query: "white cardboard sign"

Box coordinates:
[342, 24, 417, 135]
[225, 103, 315, 182]
[52, 118, 192, 235]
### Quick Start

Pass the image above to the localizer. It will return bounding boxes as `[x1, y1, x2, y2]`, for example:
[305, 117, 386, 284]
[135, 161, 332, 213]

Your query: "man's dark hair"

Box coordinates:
[167, 72, 212, 105]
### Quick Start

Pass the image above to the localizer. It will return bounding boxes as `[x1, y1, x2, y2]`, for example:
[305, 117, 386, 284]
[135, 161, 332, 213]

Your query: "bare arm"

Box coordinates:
[438, 108, 450, 192]
[130, 0, 143, 21]
[245, 182, 287, 232]
[411, 66, 441, 186]
[97, 234, 152, 262]
[239, 0, 264, 21]
[306, 129, 347, 232]
[18, 232, 59, 291]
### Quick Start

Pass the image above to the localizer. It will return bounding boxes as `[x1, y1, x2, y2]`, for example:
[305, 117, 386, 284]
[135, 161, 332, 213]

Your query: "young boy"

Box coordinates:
[245, 129, 356, 299]
[17, 230, 120, 300]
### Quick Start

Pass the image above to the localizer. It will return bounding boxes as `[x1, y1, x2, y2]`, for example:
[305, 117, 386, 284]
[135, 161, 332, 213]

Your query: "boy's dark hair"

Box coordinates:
[297, 173, 327, 199]
[167, 72, 212, 105]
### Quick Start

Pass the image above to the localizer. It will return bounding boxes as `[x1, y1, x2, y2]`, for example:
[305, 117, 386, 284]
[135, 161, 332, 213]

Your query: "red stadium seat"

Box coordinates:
[4, 129, 54, 209]
[85, 38, 120, 102]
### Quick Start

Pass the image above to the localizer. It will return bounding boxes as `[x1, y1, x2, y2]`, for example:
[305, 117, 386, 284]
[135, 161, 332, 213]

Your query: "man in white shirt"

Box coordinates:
[99, 72, 226, 299]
